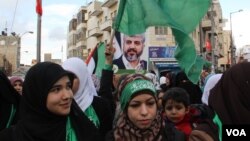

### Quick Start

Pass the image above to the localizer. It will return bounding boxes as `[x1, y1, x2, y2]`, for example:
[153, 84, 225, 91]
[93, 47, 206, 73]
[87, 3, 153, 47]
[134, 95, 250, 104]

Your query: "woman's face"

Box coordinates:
[47, 76, 73, 116]
[127, 94, 157, 129]
[157, 92, 164, 109]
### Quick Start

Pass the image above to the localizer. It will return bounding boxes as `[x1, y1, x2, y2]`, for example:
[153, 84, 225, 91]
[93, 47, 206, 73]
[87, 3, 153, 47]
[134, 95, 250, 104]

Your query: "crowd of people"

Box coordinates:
[0, 42, 250, 141]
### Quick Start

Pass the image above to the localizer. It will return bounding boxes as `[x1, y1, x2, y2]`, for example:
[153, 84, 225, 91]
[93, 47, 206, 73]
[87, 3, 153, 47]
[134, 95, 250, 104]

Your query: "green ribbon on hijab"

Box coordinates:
[65, 105, 100, 141]
[213, 113, 222, 141]
[84, 105, 100, 128]
[120, 79, 156, 110]
[6, 104, 16, 128]
[66, 117, 77, 141]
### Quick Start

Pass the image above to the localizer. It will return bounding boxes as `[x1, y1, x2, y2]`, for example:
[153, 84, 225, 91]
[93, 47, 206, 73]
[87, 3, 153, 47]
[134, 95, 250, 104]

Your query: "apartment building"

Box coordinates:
[44, 53, 62, 64]
[67, 0, 227, 72]
[67, 6, 88, 59]
[240, 45, 250, 62]
[200, 1, 226, 71]
[0, 35, 20, 75]
[218, 30, 231, 71]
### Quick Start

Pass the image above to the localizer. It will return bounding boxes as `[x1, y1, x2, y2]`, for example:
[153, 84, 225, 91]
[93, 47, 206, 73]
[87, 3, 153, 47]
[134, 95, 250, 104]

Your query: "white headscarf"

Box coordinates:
[202, 74, 222, 105]
[159, 76, 166, 85]
[62, 57, 98, 112]
[145, 72, 160, 88]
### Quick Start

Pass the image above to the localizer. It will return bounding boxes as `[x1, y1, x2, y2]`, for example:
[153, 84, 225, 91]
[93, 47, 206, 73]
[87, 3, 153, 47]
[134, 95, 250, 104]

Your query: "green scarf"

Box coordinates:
[6, 104, 16, 128]
[121, 79, 156, 110]
[66, 117, 77, 141]
[84, 105, 100, 128]
[213, 113, 222, 141]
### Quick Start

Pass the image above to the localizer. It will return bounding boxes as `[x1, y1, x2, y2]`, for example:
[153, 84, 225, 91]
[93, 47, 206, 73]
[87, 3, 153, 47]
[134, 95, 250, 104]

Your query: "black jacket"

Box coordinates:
[0, 71, 21, 131]
[92, 96, 113, 140]
[98, 69, 116, 117]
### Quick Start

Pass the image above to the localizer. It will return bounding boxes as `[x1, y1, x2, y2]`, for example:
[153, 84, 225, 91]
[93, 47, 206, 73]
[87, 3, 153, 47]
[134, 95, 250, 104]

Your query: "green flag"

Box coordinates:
[95, 42, 106, 78]
[113, 0, 211, 84]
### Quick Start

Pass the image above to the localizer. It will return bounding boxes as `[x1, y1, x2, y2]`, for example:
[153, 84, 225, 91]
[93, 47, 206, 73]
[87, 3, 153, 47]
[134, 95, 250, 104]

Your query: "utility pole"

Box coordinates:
[230, 9, 243, 65]
[36, 0, 42, 63]
[199, 22, 204, 58]
[210, 2, 216, 73]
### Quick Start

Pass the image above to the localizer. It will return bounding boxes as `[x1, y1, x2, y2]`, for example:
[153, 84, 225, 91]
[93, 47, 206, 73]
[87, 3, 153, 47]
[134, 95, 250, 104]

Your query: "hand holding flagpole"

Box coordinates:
[105, 30, 116, 65]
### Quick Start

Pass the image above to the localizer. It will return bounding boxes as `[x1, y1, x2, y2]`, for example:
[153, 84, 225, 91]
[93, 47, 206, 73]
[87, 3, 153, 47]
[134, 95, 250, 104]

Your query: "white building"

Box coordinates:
[241, 45, 250, 62]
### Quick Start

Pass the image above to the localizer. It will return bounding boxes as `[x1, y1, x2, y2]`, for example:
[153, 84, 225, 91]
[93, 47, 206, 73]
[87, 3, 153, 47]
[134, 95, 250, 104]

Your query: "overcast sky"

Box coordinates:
[0, 0, 249, 65]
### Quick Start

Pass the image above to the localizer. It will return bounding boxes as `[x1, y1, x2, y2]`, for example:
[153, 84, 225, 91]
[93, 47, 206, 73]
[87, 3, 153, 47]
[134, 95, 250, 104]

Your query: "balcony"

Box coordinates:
[90, 9, 103, 16]
[202, 19, 212, 31]
[76, 40, 87, 48]
[89, 27, 103, 37]
[100, 19, 112, 31]
[89, 1, 103, 16]
[102, 0, 118, 8]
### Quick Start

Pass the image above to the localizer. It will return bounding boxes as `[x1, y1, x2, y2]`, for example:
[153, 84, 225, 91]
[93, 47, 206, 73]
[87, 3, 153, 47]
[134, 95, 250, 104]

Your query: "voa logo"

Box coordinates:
[226, 129, 246, 136]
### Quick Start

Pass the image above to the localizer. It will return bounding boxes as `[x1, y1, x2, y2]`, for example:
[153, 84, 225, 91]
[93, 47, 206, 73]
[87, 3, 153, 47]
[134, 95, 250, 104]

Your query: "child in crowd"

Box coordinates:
[162, 87, 219, 141]
[162, 87, 191, 140]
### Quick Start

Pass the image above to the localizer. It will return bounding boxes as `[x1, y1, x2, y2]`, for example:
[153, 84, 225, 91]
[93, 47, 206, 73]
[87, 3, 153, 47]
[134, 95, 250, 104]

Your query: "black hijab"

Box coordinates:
[209, 62, 250, 124]
[175, 71, 202, 104]
[0, 71, 20, 130]
[13, 62, 100, 141]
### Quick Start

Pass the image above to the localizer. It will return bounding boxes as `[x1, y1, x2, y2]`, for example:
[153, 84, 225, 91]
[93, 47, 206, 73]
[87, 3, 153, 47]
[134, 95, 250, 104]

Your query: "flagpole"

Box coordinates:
[109, 30, 115, 47]
[61, 45, 63, 62]
[36, 0, 42, 63]
[37, 15, 41, 63]
[105, 29, 115, 56]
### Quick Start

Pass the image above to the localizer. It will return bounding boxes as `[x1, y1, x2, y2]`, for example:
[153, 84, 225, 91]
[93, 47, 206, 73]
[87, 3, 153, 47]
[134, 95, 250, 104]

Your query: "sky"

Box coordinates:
[0, 0, 249, 65]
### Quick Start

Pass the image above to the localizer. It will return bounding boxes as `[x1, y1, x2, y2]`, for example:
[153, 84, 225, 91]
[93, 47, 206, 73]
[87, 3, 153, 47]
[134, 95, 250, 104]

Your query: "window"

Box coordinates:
[69, 19, 77, 31]
[155, 26, 168, 35]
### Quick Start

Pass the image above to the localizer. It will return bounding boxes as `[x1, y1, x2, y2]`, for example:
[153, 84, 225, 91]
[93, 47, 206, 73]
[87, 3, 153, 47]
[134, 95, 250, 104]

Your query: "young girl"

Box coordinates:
[0, 62, 100, 141]
[106, 74, 185, 141]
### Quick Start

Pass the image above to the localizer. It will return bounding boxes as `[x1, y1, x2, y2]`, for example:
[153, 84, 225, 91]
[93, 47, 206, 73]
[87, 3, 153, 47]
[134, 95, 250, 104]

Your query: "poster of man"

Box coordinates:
[113, 32, 147, 72]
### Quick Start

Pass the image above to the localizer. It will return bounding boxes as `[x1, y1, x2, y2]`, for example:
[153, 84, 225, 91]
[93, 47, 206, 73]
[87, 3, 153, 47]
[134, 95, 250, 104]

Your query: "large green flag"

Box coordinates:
[113, 0, 211, 84]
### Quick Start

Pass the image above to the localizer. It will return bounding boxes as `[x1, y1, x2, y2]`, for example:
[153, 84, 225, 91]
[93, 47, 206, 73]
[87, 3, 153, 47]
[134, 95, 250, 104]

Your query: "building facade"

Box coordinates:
[0, 35, 20, 75]
[240, 45, 250, 62]
[218, 30, 231, 71]
[67, 0, 228, 73]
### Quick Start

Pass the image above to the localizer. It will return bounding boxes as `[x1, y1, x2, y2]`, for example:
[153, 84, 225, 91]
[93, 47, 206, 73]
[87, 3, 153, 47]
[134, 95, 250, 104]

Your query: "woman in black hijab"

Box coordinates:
[175, 71, 202, 104]
[0, 62, 100, 141]
[0, 71, 20, 131]
[209, 62, 250, 124]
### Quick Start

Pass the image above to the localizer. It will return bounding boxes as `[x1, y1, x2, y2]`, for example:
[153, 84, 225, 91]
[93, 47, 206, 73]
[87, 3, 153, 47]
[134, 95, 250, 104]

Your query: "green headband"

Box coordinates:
[120, 79, 157, 110]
